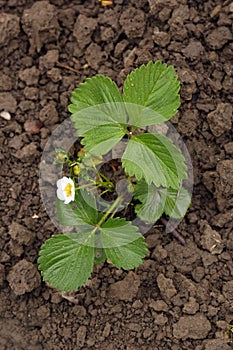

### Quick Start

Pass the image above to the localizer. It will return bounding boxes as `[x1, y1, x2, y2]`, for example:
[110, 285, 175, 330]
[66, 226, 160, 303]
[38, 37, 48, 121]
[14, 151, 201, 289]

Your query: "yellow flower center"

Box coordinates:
[64, 183, 72, 197]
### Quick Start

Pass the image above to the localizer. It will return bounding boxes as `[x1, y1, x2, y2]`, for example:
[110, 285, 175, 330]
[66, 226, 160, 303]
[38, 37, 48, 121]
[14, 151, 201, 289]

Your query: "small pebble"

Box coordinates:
[24, 119, 42, 134]
[210, 4, 221, 18]
[32, 214, 39, 219]
[0, 111, 11, 120]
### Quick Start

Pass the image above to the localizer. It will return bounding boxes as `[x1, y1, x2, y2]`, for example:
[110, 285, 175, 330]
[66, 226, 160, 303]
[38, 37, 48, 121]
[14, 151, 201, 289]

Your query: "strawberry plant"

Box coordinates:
[38, 61, 191, 292]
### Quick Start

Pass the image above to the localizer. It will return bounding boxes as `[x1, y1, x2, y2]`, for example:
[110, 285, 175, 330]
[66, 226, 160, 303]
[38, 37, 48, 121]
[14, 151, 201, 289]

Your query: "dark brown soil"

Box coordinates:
[0, 0, 233, 349]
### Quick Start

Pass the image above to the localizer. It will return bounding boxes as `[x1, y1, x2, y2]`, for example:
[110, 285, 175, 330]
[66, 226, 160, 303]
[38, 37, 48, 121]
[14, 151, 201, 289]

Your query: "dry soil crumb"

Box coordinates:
[7, 259, 41, 295]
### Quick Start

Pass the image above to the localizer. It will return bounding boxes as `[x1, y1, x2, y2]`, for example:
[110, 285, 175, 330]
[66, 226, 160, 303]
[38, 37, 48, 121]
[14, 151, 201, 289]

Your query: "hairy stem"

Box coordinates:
[96, 195, 123, 228]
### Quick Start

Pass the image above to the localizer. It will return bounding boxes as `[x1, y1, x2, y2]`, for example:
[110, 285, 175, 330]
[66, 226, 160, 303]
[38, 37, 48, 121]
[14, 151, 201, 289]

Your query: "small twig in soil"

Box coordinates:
[71, 57, 80, 65]
[71, 58, 89, 70]
[160, 217, 186, 245]
[56, 62, 80, 73]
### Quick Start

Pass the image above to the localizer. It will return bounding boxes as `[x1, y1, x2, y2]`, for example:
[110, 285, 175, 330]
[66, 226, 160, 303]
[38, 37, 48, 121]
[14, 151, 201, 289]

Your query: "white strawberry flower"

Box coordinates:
[57, 177, 75, 204]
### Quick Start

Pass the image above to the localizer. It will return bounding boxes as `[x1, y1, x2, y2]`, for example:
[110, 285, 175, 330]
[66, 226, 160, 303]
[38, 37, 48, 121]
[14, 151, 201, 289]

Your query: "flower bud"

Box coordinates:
[73, 164, 80, 176]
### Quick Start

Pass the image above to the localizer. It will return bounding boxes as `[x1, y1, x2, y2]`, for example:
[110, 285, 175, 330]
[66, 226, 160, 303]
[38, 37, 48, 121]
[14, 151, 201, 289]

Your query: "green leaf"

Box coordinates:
[134, 181, 191, 222]
[100, 218, 148, 269]
[134, 181, 166, 223]
[122, 133, 187, 188]
[69, 75, 123, 114]
[163, 187, 191, 218]
[94, 248, 106, 264]
[56, 190, 101, 226]
[80, 124, 126, 156]
[105, 237, 148, 270]
[38, 233, 95, 292]
[69, 75, 127, 155]
[70, 103, 126, 135]
[123, 61, 180, 126]
[38, 217, 148, 291]
[101, 218, 142, 247]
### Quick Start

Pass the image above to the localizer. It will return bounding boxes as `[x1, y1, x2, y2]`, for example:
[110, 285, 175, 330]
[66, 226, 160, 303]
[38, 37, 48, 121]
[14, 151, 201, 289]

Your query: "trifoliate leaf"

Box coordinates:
[100, 218, 148, 269]
[38, 233, 95, 291]
[122, 133, 187, 188]
[56, 190, 101, 226]
[123, 61, 180, 126]
[69, 75, 127, 155]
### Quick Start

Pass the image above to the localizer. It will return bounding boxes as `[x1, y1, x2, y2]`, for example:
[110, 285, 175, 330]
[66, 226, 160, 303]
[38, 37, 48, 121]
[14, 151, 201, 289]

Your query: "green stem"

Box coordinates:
[75, 182, 95, 190]
[95, 180, 110, 187]
[75, 179, 114, 192]
[110, 205, 121, 219]
[100, 188, 111, 196]
[98, 171, 110, 183]
[95, 180, 114, 191]
[96, 195, 123, 228]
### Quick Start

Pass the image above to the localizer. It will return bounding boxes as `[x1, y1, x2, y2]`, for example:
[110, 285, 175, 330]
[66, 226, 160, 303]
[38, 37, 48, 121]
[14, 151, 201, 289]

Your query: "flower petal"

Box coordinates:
[56, 178, 63, 189]
[57, 187, 65, 201]
[64, 197, 72, 204]
[61, 177, 70, 190]
[70, 186, 75, 201]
